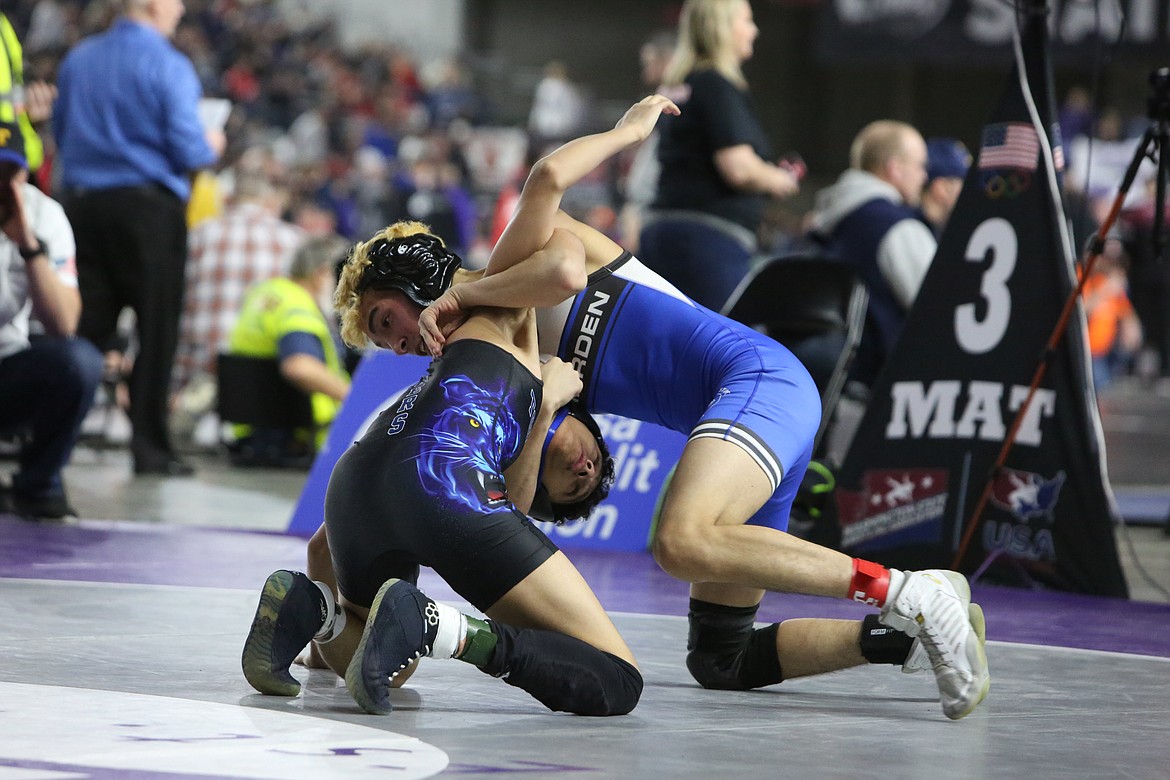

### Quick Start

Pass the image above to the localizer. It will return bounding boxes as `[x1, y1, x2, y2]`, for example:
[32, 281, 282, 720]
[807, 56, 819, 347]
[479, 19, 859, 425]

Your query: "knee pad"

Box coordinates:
[601, 652, 643, 716]
[686, 599, 783, 690]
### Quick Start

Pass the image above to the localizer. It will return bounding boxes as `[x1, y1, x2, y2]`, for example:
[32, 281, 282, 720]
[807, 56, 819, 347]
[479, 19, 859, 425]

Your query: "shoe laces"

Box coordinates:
[919, 623, 951, 671]
[389, 648, 428, 683]
[919, 590, 965, 671]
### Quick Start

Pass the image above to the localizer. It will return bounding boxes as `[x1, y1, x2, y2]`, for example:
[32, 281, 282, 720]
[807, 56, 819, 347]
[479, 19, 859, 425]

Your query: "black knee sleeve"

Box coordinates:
[483, 622, 642, 716]
[858, 613, 915, 665]
[686, 599, 783, 690]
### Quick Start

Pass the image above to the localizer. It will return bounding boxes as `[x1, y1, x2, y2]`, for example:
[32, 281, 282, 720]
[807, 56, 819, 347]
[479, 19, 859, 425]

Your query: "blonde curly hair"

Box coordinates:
[334, 221, 436, 348]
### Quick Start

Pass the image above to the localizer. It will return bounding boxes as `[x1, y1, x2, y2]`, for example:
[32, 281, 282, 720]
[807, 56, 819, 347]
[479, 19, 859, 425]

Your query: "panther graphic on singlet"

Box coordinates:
[326, 339, 556, 611]
[415, 375, 528, 513]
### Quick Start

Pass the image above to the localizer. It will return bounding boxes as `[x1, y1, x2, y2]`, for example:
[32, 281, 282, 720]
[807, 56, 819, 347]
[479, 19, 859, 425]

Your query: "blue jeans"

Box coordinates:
[638, 217, 753, 312]
[0, 336, 104, 497]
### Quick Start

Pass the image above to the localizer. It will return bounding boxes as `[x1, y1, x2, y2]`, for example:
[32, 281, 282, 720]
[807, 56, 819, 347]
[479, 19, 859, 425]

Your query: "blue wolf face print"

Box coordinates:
[415, 375, 527, 513]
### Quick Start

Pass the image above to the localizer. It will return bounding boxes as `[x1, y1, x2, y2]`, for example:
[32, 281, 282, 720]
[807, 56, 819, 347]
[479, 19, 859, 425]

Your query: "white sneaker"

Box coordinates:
[881, 570, 991, 719]
[903, 602, 986, 674]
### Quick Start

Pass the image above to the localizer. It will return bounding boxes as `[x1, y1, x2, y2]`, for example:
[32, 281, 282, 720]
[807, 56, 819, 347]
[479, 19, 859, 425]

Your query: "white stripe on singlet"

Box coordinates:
[689, 420, 782, 493]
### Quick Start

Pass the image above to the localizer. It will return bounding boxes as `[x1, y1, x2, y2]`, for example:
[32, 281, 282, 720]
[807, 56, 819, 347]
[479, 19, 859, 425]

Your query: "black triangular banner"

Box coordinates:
[834, 9, 1128, 597]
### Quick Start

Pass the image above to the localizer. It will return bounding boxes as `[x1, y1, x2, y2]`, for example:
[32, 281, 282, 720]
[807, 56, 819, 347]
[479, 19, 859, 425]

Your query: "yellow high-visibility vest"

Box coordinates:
[0, 14, 44, 172]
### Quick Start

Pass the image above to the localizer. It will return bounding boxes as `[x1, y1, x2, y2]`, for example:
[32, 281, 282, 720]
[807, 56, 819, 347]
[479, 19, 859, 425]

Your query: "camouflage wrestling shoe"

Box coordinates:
[345, 579, 439, 715]
[242, 570, 328, 696]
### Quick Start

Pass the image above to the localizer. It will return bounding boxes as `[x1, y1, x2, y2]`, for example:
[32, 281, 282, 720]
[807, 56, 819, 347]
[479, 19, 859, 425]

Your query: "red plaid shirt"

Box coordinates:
[174, 202, 305, 391]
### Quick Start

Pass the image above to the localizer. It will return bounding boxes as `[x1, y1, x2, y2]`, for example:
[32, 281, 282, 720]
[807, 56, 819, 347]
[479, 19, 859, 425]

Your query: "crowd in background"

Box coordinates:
[2, 0, 1167, 463]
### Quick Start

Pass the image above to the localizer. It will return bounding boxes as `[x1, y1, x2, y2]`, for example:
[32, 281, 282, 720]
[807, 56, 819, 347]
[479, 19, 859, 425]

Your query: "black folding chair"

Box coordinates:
[721, 254, 868, 457]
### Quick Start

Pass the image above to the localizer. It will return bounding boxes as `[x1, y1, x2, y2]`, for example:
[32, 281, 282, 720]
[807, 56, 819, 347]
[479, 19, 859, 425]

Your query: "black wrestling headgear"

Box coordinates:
[356, 234, 462, 307]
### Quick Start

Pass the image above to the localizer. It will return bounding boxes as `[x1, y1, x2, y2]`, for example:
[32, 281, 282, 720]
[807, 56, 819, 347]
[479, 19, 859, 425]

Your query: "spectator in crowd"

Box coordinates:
[807, 120, 935, 392]
[1058, 85, 1094, 163]
[639, 0, 800, 312]
[0, 119, 103, 520]
[348, 146, 395, 242]
[422, 58, 485, 129]
[289, 197, 340, 238]
[918, 137, 971, 237]
[389, 155, 467, 256]
[226, 234, 350, 467]
[173, 159, 305, 420]
[53, 0, 225, 476]
[527, 60, 587, 150]
[1083, 240, 1143, 391]
[618, 29, 676, 253]
[1067, 106, 1156, 224]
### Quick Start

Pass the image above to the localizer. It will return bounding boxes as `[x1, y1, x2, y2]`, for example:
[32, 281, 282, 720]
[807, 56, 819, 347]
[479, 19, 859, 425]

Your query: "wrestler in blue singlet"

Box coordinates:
[536, 253, 820, 531]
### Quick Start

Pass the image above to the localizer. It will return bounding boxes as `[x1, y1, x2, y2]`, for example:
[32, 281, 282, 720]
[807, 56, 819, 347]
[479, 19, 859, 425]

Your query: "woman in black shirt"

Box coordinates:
[640, 0, 800, 311]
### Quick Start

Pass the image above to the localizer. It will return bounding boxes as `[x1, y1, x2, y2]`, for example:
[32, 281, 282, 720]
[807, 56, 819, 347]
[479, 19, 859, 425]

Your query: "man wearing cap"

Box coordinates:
[0, 120, 103, 520]
[808, 120, 937, 390]
[53, 0, 224, 476]
[919, 137, 972, 237]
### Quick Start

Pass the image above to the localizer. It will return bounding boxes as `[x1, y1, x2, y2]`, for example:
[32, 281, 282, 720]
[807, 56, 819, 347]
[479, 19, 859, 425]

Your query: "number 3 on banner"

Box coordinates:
[955, 217, 1016, 354]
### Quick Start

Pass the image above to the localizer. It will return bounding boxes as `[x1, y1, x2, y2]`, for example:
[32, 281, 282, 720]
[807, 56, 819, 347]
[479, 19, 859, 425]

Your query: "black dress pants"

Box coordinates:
[64, 184, 188, 466]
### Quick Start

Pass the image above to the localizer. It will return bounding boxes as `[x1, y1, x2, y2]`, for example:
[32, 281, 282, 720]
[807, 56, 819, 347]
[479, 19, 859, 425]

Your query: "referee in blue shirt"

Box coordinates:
[53, 0, 224, 476]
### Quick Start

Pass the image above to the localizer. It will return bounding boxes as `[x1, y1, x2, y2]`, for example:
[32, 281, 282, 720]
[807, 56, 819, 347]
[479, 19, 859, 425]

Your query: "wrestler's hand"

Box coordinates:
[419, 287, 468, 356]
[540, 357, 583, 412]
[615, 94, 680, 144]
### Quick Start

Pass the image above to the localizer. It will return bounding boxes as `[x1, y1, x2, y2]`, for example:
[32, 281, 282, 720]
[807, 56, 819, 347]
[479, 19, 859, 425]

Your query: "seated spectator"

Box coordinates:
[0, 120, 103, 520]
[919, 137, 971, 236]
[226, 234, 351, 467]
[807, 120, 936, 393]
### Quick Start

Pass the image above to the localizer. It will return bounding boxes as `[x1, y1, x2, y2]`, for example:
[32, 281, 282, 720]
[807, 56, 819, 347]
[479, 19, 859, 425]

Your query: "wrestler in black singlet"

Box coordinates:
[326, 339, 559, 611]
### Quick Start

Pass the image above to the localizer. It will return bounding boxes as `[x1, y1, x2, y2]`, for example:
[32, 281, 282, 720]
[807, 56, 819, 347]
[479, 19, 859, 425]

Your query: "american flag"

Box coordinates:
[978, 122, 1039, 171]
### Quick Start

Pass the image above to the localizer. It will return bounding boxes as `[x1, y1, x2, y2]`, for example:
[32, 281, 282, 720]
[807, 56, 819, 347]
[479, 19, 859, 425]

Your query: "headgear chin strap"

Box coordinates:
[536, 406, 572, 488]
[357, 233, 462, 307]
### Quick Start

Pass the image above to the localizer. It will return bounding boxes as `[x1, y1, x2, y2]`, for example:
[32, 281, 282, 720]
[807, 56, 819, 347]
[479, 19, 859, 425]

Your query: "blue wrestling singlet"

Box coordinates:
[325, 339, 557, 611]
[535, 253, 821, 530]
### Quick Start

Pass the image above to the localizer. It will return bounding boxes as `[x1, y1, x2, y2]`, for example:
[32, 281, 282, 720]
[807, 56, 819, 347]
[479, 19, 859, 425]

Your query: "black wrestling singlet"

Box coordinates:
[325, 339, 557, 610]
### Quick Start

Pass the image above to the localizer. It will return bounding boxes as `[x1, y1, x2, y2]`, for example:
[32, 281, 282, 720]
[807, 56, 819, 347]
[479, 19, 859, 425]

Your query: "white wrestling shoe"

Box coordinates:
[903, 602, 986, 673]
[881, 570, 991, 720]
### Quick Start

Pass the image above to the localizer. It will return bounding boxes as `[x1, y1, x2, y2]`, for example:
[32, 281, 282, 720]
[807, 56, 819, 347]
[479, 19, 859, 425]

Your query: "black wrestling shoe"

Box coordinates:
[345, 579, 439, 715]
[241, 570, 328, 696]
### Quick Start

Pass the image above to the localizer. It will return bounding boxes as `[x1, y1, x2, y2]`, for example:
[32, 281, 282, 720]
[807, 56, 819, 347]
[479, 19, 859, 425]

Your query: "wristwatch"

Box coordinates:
[19, 238, 47, 262]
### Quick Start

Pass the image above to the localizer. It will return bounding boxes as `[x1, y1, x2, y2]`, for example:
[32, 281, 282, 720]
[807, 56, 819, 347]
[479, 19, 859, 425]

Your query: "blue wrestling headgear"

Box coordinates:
[536, 406, 573, 488]
[535, 403, 615, 524]
[357, 234, 462, 307]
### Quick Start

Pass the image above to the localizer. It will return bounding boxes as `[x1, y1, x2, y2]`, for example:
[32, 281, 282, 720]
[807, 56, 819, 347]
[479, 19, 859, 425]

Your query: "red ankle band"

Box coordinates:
[849, 559, 891, 607]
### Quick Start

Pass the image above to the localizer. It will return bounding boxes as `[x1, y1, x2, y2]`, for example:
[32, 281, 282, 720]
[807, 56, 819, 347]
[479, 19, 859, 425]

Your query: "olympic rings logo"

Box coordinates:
[983, 171, 1031, 199]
